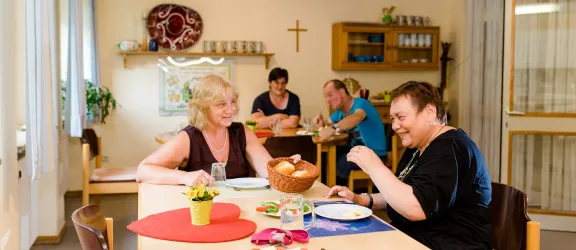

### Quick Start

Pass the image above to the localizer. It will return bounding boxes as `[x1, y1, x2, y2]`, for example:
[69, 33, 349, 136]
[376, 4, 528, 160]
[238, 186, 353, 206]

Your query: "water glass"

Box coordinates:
[302, 117, 312, 130]
[210, 162, 226, 187]
[280, 194, 315, 231]
[270, 119, 283, 136]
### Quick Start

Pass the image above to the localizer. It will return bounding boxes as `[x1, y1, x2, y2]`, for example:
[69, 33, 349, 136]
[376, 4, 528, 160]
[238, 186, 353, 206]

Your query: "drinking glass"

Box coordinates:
[270, 118, 283, 136]
[302, 117, 312, 130]
[280, 194, 315, 231]
[210, 162, 226, 188]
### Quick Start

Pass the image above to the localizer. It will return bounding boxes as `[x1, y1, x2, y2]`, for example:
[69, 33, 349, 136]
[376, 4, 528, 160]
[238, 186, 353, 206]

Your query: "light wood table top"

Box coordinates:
[154, 128, 349, 146]
[138, 182, 428, 249]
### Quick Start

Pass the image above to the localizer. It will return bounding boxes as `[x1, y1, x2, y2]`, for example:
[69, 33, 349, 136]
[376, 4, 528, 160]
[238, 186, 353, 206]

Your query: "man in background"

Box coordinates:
[314, 79, 387, 186]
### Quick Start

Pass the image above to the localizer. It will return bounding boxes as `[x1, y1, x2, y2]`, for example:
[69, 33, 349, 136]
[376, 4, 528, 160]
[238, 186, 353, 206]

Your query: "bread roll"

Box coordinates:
[291, 170, 308, 177]
[274, 161, 295, 175]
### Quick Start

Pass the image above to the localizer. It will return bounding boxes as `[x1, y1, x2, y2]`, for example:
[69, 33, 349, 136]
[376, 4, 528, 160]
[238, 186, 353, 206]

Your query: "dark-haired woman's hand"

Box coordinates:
[346, 146, 385, 175]
[289, 154, 301, 163]
[325, 185, 357, 202]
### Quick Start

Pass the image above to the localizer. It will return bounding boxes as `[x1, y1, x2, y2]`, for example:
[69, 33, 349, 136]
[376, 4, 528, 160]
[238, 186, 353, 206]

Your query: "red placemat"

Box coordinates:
[127, 202, 257, 243]
[255, 131, 275, 138]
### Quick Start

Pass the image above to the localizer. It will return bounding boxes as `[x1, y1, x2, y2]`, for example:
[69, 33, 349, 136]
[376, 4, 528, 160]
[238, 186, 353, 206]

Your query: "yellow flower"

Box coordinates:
[246, 119, 258, 126]
[197, 184, 206, 197]
[183, 184, 220, 201]
[184, 188, 198, 200]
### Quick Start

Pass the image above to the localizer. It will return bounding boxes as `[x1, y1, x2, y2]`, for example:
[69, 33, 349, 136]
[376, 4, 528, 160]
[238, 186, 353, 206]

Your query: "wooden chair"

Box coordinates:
[348, 134, 400, 193]
[491, 182, 540, 250]
[81, 129, 138, 206]
[72, 204, 114, 250]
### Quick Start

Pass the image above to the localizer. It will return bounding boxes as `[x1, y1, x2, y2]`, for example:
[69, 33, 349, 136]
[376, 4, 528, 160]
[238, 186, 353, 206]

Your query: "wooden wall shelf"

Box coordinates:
[332, 22, 440, 71]
[119, 51, 275, 69]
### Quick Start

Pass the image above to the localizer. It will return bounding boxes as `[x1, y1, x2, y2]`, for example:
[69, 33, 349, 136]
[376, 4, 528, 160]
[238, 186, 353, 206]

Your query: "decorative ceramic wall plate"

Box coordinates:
[147, 4, 203, 51]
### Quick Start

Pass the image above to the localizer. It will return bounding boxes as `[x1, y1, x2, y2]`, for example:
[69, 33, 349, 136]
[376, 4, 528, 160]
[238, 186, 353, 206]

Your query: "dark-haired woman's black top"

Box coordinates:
[251, 90, 301, 117]
[387, 129, 493, 250]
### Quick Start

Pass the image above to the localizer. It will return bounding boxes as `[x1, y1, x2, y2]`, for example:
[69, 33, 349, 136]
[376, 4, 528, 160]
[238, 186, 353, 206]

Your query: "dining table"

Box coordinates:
[137, 181, 429, 249]
[154, 128, 349, 187]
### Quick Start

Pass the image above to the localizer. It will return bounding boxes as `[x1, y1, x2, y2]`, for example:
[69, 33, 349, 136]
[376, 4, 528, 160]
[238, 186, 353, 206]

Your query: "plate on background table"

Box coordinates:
[225, 178, 270, 190]
[296, 129, 318, 136]
[256, 200, 312, 217]
[315, 204, 372, 221]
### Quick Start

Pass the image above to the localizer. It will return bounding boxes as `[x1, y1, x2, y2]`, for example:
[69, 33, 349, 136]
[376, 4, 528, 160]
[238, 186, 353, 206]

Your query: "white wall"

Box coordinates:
[0, 0, 21, 248]
[65, 0, 468, 190]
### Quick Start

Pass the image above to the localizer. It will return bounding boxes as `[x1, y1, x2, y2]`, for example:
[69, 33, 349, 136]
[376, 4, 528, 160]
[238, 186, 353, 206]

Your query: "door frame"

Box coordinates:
[502, 0, 576, 231]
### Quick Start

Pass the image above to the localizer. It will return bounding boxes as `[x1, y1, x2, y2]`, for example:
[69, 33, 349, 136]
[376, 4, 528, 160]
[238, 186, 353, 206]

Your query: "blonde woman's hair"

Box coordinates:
[188, 75, 239, 129]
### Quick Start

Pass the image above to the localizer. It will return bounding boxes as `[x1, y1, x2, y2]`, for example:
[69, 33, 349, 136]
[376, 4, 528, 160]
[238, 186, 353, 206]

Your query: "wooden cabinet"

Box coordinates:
[371, 101, 393, 124]
[332, 22, 440, 71]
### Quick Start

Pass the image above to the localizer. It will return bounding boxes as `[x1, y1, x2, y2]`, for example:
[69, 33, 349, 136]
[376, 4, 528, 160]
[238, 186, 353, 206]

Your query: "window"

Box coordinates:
[59, 0, 96, 84]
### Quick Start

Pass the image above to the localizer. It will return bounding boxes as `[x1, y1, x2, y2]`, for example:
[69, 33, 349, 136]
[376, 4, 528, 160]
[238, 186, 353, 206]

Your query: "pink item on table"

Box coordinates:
[251, 228, 309, 245]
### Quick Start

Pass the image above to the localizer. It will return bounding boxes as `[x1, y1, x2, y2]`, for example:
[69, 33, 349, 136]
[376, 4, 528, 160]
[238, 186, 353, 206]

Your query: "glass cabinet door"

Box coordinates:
[390, 29, 438, 68]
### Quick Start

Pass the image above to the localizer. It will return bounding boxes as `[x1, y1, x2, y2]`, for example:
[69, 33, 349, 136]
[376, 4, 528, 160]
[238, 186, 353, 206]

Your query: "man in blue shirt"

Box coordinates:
[314, 79, 387, 186]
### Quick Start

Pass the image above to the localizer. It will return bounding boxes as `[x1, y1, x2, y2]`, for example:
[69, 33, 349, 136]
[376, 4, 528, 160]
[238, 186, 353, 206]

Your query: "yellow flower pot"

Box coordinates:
[189, 200, 213, 226]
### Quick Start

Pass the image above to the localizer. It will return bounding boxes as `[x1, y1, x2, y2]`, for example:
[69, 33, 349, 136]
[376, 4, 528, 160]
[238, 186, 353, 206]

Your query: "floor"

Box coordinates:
[31, 193, 576, 250]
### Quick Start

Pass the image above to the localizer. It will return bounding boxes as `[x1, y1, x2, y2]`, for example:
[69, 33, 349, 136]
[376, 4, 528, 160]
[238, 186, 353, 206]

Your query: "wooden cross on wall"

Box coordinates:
[287, 20, 308, 52]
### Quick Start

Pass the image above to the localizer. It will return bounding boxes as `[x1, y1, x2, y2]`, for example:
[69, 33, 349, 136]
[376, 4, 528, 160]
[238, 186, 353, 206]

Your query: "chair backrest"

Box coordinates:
[263, 136, 317, 165]
[81, 128, 100, 159]
[71, 204, 110, 250]
[491, 182, 530, 250]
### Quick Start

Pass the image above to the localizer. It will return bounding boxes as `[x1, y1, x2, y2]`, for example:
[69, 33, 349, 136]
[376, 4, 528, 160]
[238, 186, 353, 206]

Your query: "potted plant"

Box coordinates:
[61, 80, 118, 124]
[183, 184, 220, 225]
[245, 119, 258, 132]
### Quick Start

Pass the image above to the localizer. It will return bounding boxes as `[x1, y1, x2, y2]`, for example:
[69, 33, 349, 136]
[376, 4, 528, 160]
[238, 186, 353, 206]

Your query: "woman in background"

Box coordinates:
[251, 67, 301, 128]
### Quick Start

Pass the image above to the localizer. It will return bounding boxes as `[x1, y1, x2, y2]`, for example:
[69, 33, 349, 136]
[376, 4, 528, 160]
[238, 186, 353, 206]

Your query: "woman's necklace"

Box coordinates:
[203, 129, 228, 153]
[398, 125, 446, 181]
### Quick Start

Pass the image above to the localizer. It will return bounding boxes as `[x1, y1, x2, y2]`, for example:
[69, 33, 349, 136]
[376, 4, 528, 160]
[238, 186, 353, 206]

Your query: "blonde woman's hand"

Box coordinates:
[346, 146, 385, 175]
[180, 170, 212, 186]
[325, 185, 357, 202]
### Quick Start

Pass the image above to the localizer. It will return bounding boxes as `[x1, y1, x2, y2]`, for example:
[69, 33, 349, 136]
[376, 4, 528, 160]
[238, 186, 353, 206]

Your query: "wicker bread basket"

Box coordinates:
[267, 157, 320, 193]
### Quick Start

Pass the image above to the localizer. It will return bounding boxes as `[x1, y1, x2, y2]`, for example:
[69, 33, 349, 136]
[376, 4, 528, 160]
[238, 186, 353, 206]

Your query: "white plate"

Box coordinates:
[258, 200, 312, 217]
[225, 177, 270, 190]
[315, 204, 372, 221]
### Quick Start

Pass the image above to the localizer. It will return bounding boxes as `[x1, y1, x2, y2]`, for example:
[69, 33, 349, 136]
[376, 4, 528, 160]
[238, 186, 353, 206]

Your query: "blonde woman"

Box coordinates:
[137, 75, 297, 186]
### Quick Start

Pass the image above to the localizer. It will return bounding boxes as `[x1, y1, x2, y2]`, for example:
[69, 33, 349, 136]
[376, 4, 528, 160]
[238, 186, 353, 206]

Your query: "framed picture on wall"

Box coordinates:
[158, 57, 236, 116]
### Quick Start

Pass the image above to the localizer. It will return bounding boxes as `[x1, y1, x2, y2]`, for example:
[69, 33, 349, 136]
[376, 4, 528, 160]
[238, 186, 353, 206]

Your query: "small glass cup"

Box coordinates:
[210, 163, 226, 188]
[280, 194, 316, 231]
[270, 118, 283, 136]
[302, 117, 312, 130]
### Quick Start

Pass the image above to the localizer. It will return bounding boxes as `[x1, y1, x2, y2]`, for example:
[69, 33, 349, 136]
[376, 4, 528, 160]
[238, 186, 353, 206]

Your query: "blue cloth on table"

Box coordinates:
[303, 201, 395, 238]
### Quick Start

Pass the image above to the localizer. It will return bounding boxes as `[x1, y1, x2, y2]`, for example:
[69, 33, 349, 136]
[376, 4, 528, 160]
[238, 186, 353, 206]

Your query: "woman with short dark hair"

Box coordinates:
[251, 67, 301, 128]
[326, 81, 492, 250]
